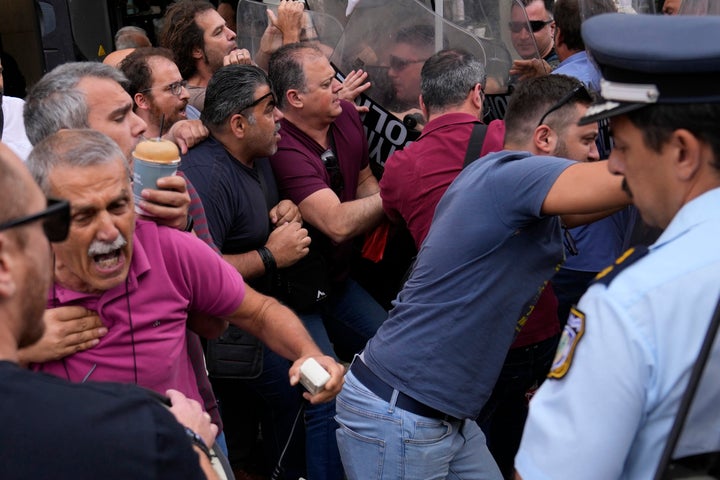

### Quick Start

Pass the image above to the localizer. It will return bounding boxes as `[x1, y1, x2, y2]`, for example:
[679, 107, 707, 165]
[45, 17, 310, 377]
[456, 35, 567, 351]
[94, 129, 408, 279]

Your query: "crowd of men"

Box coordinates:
[1, 0, 719, 479]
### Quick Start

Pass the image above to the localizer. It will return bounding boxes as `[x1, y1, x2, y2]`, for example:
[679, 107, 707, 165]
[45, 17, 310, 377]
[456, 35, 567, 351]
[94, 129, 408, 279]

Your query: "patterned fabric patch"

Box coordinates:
[548, 307, 586, 379]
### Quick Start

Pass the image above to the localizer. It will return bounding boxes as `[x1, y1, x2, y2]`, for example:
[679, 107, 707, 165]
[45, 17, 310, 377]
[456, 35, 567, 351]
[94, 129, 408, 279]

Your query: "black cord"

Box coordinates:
[270, 399, 307, 480]
[125, 275, 138, 385]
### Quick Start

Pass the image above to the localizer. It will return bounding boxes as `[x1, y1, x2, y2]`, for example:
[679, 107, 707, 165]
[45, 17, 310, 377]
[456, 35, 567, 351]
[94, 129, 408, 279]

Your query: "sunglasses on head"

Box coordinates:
[238, 91, 277, 114]
[537, 83, 593, 127]
[0, 198, 70, 243]
[508, 19, 553, 33]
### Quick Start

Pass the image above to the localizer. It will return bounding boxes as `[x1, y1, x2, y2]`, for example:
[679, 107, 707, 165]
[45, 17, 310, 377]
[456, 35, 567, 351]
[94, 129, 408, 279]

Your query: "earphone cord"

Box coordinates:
[270, 399, 307, 480]
[125, 275, 138, 385]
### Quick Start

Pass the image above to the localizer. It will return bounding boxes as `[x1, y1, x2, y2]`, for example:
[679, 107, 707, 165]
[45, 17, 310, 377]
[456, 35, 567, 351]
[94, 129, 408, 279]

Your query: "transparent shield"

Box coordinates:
[580, 0, 656, 17]
[677, 0, 720, 15]
[260, 0, 522, 171]
[236, 0, 345, 61]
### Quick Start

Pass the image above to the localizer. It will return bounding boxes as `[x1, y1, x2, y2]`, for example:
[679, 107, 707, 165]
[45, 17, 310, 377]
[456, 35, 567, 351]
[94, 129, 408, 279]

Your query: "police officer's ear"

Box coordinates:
[670, 129, 704, 182]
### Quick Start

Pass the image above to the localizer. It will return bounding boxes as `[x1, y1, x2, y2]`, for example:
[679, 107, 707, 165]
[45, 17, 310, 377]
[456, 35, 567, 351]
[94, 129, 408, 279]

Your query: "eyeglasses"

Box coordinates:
[238, 91, 277, 114]
[140, 80, 188, 97]
[508, 19, 553, 33]
[537, 83, 592, 127]
[388, 55, 426, 71]
[320, 148, 344, 194]
[0, 198, 70, 243]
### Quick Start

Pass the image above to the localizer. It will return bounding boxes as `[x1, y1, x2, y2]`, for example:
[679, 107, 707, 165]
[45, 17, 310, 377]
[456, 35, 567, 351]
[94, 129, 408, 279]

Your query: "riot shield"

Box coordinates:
[677, 0, 720, 15]
[581, 0, 656, 17]
[235, 0, 345, 62]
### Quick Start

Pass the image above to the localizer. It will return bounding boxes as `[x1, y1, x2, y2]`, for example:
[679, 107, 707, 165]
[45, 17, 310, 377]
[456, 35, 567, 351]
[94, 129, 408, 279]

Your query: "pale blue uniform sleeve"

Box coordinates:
[515, 283, 654, 480]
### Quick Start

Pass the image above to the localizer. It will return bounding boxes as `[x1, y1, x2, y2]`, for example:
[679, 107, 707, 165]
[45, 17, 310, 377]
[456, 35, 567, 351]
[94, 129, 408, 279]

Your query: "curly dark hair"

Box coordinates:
[159, 0, 215, 80]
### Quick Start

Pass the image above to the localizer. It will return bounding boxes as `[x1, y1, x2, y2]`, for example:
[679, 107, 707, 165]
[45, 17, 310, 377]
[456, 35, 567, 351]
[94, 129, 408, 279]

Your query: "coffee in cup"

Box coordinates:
[132, 138, 180, 215]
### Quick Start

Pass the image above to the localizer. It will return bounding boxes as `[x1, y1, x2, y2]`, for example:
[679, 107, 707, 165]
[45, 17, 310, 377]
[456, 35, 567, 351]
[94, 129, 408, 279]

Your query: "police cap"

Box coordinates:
[579, 13, 720, 125]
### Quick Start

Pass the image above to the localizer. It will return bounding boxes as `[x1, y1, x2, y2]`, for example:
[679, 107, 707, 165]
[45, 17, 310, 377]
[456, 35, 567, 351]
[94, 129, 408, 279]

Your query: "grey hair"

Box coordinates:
[201, 65, 270, 131]
[24, 62, 129, 145]
[27, 129, 130, 196]
[420, 49, 486, 115]
[114, 26, 151, 50]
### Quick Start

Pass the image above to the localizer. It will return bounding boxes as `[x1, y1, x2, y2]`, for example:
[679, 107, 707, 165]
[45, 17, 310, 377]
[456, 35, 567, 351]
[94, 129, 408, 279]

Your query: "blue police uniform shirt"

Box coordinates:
[363, 151, 572, 420]
[516, 187, 720, 480]
[553, 51, 602, 93]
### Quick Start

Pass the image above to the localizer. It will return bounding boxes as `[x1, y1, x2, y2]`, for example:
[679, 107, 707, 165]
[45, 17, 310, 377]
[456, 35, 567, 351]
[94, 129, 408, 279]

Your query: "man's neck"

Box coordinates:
[281, 110, 332, 148]
[557, 44, 582, 63]
[427, 103, 481, 124]
[212, 132, 254, 168]
[188, 64, 213, 88]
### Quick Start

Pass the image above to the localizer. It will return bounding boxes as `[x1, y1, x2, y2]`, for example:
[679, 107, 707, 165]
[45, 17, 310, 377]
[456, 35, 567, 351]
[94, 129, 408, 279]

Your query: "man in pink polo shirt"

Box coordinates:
[26, 129, 344, 417]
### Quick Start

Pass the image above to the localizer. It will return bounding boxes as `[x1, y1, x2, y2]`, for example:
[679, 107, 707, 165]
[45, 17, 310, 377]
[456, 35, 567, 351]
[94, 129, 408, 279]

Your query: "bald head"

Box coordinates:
[0, 143, 37, 224]
[0, 142, 50, 354]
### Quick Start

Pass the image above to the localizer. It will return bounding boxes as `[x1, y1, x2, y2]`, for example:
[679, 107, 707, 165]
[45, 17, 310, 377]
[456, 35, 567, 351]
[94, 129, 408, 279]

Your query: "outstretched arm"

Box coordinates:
[225, 285, 345, 404]
[542, 160, 630, 224]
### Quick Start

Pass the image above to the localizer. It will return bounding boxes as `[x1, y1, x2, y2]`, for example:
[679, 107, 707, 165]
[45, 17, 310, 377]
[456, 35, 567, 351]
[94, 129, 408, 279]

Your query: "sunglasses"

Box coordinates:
[140, 80, 188, 97]
[0, 198, 70, 243]
[508, 19, 553, 33]
[388, 55, 426, 71]
[537, 83, 593, 127]
[320, 148, 345, 194]
[238, 91, 277, 114]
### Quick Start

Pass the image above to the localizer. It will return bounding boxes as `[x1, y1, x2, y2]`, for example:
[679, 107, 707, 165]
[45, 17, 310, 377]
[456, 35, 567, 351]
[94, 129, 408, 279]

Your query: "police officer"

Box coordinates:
[515, 13, 720, 480]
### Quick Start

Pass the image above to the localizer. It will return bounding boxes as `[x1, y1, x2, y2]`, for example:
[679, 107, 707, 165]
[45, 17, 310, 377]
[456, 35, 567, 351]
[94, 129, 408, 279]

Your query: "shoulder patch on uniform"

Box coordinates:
[548, 307, 586, 379]
[592, 245, 649, 287]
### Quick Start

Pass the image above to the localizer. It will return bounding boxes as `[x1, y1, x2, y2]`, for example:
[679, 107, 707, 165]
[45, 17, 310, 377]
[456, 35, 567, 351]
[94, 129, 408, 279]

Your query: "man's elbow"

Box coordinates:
[323, 223, 356, 244]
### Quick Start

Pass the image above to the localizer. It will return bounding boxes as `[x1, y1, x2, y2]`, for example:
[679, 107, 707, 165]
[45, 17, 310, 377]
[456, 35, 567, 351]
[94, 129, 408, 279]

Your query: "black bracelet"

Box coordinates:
[257, 246, 277, 274]
[185, 427, 213, 461]
[183, 214, 195, 232]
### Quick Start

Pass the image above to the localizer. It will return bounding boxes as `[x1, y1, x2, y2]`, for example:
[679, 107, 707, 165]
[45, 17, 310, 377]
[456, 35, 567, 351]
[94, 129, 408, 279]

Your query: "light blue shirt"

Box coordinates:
[516, 187, 720, 480]
[552, 51, 602, 93]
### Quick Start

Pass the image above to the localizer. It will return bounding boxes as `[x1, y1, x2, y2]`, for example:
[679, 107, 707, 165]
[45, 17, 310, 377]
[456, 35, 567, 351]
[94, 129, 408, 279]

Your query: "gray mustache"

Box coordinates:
[88, 234, 127, 257]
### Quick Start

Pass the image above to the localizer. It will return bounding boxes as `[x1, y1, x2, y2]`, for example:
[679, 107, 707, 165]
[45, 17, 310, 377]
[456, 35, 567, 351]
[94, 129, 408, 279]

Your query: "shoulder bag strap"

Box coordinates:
[463, 122, 489, 168]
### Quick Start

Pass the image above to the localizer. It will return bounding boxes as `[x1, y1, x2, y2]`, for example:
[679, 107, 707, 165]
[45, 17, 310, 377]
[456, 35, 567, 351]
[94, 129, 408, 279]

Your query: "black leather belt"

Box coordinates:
[350, 357, 459, 422]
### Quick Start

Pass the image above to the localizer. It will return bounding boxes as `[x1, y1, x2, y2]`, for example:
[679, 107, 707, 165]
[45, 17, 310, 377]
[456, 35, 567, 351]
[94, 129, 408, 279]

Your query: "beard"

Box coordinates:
[621, 178, 634, 198]
[149, 102, 185, 135]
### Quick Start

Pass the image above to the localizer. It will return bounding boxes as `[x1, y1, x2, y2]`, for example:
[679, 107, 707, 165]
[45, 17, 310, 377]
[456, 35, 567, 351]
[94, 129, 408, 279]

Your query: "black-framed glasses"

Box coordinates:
[508, 19, 553, 33]
[320, 148, 345, 194]
[537, 83, 592, 127]
[388, 55, 426, 71]
[237, 91, 277, 114]
[0, 198, 70, 243]
[140, 80, 188, 97]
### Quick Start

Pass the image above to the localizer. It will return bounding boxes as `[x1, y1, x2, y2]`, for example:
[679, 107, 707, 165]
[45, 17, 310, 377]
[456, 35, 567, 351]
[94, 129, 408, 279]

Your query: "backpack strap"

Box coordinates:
[462, 122, 489, 168]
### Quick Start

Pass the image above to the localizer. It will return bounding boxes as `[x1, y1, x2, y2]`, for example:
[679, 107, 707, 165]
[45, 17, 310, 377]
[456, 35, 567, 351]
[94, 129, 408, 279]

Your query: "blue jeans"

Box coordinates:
[294, 278, 387, 477]
[336, 370, 502, 480]
[301, 278, 387, 362]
